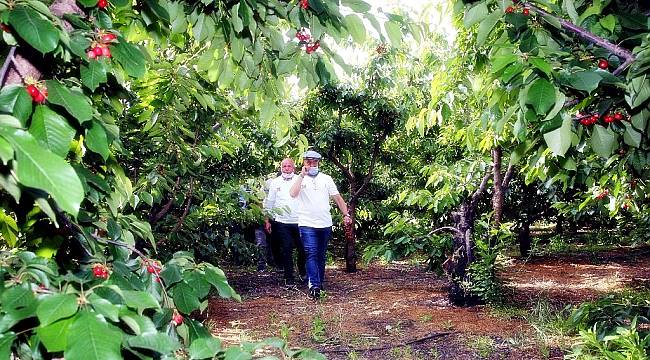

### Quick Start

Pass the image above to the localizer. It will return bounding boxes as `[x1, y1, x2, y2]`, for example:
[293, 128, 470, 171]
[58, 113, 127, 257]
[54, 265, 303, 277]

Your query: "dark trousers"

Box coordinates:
[275, 222, 306, 281]
[268, 220, 283, 269]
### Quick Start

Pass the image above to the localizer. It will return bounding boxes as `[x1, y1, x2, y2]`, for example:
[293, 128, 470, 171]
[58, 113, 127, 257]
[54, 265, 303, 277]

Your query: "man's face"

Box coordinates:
[281, 160, 295, 174]
[303, 158, 320, 168]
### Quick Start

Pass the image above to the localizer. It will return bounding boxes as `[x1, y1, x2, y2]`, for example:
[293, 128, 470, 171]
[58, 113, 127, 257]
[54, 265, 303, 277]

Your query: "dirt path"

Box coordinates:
[206, 246, 650, 359]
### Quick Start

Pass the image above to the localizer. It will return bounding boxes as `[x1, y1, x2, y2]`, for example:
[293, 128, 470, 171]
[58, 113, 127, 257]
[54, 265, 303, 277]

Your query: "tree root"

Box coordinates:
[318, 331, 454, 354]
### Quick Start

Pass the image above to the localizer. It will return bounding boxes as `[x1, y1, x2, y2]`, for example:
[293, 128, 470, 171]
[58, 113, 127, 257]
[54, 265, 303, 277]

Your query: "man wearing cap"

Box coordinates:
[290, 150, 353, 299]
[264, 158, 306, 287]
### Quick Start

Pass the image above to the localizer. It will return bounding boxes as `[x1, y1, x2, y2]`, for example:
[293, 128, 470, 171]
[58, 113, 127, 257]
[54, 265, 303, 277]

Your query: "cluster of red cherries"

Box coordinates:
[88, 32, 118, 60]
[578, 111, 627, 126]
[296, 28, 320, 54]
[92, 263, 110, 279]
[171, 311, 184, 326]
[300, 0, 309, 9]
[505, 4, 530, 16]
[142, 259, 163, 283]
[25, 83, 48, 104]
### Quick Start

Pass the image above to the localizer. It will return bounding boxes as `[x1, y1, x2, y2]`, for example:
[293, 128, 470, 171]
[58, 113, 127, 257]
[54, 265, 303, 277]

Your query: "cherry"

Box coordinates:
[101, 33, 117, 42]
[26, 85, 39, 97]
[0, 23, 10, 33]
[172, 313, 184, 326]
[87, 50, 97, 59]
[300, 0, 309, 10]
[92, 264, 109, 279]
[613, 112, 624, 121]
[505, 6, 514, 13]
[622, 203, 630, 210]
[597, 59, 609, 70]
[604, 115, 614, 123]
[522, 8, 530, 16]
[93, 46, 104, 57]
[33, 92, 45, 104]
[97, 0, 108, 8]
[101, 46, 111, 57]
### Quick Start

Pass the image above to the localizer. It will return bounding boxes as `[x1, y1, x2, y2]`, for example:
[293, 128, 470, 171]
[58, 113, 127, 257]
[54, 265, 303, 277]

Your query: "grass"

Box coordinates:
[467, 335, 496, 358]
[311, 314, 327, 343]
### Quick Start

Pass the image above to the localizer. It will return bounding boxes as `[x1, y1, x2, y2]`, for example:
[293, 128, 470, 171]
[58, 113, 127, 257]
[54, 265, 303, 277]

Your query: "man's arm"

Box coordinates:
[289, 173, 304, 197]
[264, 179, 277, 233]
[331, 194, 352, 225]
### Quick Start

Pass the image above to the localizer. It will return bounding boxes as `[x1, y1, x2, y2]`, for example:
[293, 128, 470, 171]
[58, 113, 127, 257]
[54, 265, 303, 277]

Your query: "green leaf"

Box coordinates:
[172, 282, 201, 313]
[0, 332, 16, 359]
[204, 266, 239, 301]
[529, 57, 552, 78]
[567, 71, 602, 93]
[85, 120, 110, 160]
[37, 317, 74, 352]
[0, 136, 14, 165]
[384, 21, 402, 47]
[189, 337, 222, 360]
[344, 14, 365, 44]
[623, 125, 641, 148]
[8, 6, 59, 54]
[543, 114, 573, 156]
[464, 2, 488, 27]
[29, 105, 76, 158]
[599, 14, 616, 32]
[477, 11, 501, 46]
[120, 312, 158, 335]
[341, 0, 370, 12]
[45, 80, 93, 124]
[491, 54, 518, 73]
[230, 3, 243, 33]
[590, 125, 617, 158]
[65, 312, 122, 360]
[0, 127, 84, 216]
[127, 333, 180, 354]
[526, 78, 556, 115]
[0, 210, 19, 247]
[122, 290, 160, 314]
[36, 294, 79, 326]
[1, 284, 37, 320]
[111, 41, 146, 78]
[0, 85, 32, 125]
[81, 60, 108, 91]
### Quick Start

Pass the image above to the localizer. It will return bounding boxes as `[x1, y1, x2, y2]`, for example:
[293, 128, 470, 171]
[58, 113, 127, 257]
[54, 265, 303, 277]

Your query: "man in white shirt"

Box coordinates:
[264, 158, 306, 286]
[290, 150, 352, 299]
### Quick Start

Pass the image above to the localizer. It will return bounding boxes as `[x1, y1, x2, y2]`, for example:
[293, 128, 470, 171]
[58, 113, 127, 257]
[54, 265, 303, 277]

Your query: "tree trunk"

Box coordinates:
[555, 214, 564, 234]
[518, 220, 531, 257]
[447, 200, 481, 306]
[344, 200, 357, 273]
[491, 147, 504, 228]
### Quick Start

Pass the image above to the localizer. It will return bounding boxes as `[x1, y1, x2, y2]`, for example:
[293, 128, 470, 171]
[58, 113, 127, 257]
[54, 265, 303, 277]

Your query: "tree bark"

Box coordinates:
[491, 147, 504, 229]
[518, 220, 531, 258]
[344, 197, 357, 273]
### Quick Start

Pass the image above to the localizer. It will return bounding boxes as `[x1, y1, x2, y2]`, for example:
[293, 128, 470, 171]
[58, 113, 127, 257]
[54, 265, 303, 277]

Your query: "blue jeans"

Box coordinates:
[299, 226, 332, 289]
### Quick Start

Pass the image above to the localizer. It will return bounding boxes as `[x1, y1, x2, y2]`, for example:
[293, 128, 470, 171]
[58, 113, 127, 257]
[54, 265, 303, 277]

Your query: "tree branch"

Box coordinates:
[353, 140, 381, 200]
[502, 163, 515, 189]
[150, 176, 181, 223]
[470, 168, 492, 208]
[172, 178, 194, 233]
[328, 146, 354, 181]
[525, 2, 635, 68]
[430, 226, 465, 237]
[0, 46, 16, 87]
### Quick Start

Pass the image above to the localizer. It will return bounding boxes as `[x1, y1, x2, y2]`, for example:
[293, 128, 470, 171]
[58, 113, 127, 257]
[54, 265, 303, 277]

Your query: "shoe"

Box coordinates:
[308, 287, 321, 300]
[257, 264, 266, 272]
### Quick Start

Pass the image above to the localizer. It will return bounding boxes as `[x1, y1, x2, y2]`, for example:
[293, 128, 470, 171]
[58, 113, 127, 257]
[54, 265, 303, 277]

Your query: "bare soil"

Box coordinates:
[206, 246, 650, 359]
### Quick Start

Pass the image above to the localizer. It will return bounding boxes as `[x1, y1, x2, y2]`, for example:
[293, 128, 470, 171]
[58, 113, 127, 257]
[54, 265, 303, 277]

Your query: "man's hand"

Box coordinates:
[343, 214, 353, 226]
[264, 220, 272, 234]
[301, 165, 308, 177]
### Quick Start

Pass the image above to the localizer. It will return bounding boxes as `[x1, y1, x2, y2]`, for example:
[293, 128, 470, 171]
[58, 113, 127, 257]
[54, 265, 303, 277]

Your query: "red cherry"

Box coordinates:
[300, 0, 309, 9]
[92, 264, 105, 277]
[604, 115, 614, 123]
[26, 85, 39, 97]
[522, 8, 530, 16]
[614, 113, 624, 121]
[93, 46, 104, 57]
[87, 50, 97, 59]
[147, 265, 157, 273]
[505, 6, 514, 13]
[97, 0, 108, 8]
[598, 59, 609, 70]
[33, 92, 45, 104]
[312, 41, 320, 51]
[0, 23, 10, 33]
[172, 313, 184, 326]
[101, 33, 117, 42]
[622, 203, 630, 210]
[102, 47, 111, 57]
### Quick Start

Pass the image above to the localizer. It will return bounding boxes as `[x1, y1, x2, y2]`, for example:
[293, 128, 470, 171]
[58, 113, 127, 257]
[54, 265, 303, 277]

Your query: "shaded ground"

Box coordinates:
[206, 246, 650, 359]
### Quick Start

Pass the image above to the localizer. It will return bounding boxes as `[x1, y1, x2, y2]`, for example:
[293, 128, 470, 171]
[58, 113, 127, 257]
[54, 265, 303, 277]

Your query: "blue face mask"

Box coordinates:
[307, 167, 319, 176]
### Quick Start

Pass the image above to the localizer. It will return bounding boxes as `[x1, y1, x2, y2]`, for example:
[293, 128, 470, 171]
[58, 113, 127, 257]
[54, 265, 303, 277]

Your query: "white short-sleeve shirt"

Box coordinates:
[264, 175, 299, 224]
[295, 173, 339, 228]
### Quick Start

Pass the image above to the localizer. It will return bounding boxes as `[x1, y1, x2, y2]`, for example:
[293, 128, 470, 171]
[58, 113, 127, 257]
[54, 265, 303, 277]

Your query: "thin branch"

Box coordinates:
[430, 226, 464, 237]
[502, 163, 515, 189]
[328, 147, 354, 181]
[352, 140, 381, 200]
[525, 2, 635, 66]
[0, 46, 16, 87]
[172, 178, 194, 233]
[150, 176, 181, 223]
[470, 168, 492, 208]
